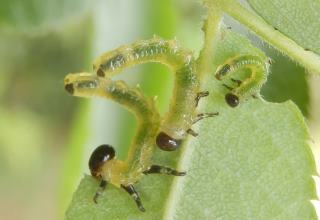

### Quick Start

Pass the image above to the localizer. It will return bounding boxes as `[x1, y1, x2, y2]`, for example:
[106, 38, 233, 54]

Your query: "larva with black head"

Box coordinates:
[215, 55, 270, 107]
[93, 37, 218, 151]
[64, 72, 185, 212]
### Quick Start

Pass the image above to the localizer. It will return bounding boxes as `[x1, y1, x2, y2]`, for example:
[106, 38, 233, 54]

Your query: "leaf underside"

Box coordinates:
[66, 28, 318, 219]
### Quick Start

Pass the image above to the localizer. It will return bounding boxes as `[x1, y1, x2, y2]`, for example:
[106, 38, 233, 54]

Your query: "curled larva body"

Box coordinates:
[93, 38, 201, 151]
[64, 72, 185, 211]
[64, 72, 160, 186]
[215, 55, 270, 107]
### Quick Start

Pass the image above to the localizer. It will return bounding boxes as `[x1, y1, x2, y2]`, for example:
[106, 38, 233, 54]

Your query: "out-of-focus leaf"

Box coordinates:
[0, 0, 90, 30]
[59, 101, 91, 220]
[0, 17, 93, 122]
[261, 47, 309, 116]
[65, 29, 317, 219]
[247, 0, 320, 55]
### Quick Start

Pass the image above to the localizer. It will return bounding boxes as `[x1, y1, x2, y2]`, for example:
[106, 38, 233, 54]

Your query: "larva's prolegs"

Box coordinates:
[215, 55, 269, 107]
[121, 184, 145, 212]
[143, 165, 186, 176]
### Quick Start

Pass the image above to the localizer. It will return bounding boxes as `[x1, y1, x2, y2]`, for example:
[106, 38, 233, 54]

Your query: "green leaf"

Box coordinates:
[247, 0, 320, 55]
[65, 29, 317, 219]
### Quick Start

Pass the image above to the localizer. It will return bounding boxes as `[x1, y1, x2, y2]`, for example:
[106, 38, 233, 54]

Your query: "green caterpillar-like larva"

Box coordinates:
[215, 55, 270, 107]
[93, 37, 217, 151]
[64, 73, 185, 212]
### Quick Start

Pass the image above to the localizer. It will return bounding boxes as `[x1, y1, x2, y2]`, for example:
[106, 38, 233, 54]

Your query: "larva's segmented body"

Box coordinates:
[93, 38, 214, 151]
[65, 73, 159, 185]
[64, 37, 269, 211]
[64, 73, 185, 211]
[215, 55, 270, 107]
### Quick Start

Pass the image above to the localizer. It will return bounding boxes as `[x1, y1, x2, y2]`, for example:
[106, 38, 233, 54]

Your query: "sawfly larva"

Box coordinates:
[215, 55, 270, 107]
[64, 72, 186, 212]
[92, 37, 218, 151]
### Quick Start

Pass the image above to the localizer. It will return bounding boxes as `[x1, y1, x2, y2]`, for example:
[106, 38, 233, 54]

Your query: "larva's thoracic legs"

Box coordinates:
[143, 165, 186, 176]
[193, 112, 219, 124]
[222, 84, 233, 91]
[230, 78, 242, 86]
[195, 91, 209, 107]
[121, 184, 145, 212]
[93, 180, 107, 204]
[187, 128, 199, 137]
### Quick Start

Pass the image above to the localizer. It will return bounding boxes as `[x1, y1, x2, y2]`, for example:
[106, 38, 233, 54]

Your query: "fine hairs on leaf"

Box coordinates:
[65, 1, 318, 219]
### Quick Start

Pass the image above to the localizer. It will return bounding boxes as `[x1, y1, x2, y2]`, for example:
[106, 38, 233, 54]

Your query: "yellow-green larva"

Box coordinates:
[64, 72, 185, 212]
[92, 37, 217, 151]
[215, 55, 270, 107]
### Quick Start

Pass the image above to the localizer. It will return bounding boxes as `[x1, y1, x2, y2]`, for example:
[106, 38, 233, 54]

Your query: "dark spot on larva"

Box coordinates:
[274, 27, 278, 30]
[216, 64, 231, 79]
[65, 83, 74, 94]
[97, 68, 105, 77]
[89, 144, 115, 177]
[227, 26, 232, 29]
[225, 93, 239, 107]
[156, 132, 182, 151]
[305, 48, 311, 51]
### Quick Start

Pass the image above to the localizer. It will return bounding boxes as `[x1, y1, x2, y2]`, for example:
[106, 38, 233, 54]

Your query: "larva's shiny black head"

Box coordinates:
[65, 83, 74, 94]
[89, 144, 115, 177]
[96, 67, 105, 77]
[156, 132, 182, 151]
[225, 93, 239, 107]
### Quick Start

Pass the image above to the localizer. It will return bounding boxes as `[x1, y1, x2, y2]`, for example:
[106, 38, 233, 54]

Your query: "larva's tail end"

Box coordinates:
[63, 72, 104, 98]
[65, 83, 74, 95]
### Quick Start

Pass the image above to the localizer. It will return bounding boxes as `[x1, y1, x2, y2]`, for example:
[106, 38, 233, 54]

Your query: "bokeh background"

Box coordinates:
[0, 0, 319, 219]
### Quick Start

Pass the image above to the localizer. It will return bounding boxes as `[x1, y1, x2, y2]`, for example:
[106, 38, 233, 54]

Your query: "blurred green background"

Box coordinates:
[0, 0, 318, 220]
